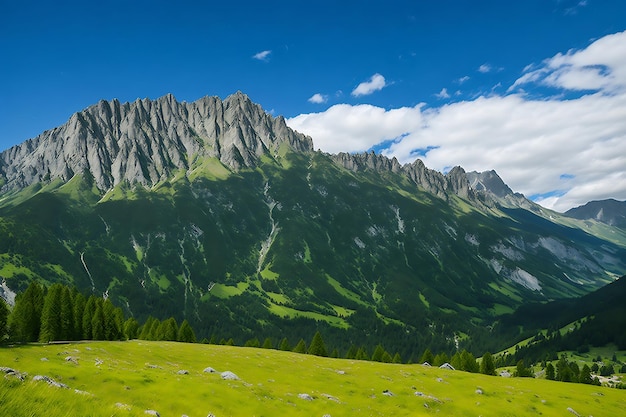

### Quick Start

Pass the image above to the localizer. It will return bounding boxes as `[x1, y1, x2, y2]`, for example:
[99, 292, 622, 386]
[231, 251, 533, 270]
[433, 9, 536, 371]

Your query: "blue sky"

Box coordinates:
[1, 0, 625, 211]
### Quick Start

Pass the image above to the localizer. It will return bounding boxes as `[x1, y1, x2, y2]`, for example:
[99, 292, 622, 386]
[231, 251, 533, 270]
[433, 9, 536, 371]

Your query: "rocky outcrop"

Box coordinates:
[0, 92, 314, 193]
[331, 152, 474, 201]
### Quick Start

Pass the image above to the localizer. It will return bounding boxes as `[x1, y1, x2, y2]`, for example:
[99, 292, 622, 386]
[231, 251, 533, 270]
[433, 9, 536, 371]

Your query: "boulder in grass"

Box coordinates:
[144, 410, 160, 417]
[220, 371, 239, 380]
[177, 370, 189, 375]
[203, 367, 217, 373]
[298, 393, 314, 401]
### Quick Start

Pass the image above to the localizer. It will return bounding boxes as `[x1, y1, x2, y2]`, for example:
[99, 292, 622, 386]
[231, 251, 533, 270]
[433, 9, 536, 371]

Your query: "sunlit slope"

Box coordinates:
[1, 341, 625, 417]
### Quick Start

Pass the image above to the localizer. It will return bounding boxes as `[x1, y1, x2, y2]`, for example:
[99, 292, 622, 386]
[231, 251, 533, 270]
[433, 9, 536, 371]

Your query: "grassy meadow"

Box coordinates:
[1, 340, 625, 416]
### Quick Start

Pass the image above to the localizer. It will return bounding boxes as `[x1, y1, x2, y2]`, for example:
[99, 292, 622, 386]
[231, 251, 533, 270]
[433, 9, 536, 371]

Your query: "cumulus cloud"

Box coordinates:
[308, 93, 327, 104]
[287, 31, 626, 212]
[351, 73, 387, 96]
[252, 50, 272, 61]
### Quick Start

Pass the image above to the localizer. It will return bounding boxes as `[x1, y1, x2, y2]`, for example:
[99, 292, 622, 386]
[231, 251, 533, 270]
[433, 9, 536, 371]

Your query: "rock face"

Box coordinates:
[565, 198, 626, 228]
[0, 92, 314, 193]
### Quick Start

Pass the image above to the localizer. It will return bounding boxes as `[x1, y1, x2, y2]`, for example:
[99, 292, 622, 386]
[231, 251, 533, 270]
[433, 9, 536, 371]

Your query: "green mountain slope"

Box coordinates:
[1, 93, 625, 357]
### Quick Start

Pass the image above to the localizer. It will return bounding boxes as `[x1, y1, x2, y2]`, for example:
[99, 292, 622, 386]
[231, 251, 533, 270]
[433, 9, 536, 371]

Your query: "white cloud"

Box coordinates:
[435, 88, 450, 99]
[511, 30, 626, 94]
[287, 31, 626, 212]
[308, 93, 327, 104]
[478, 64, 492, 73]
[351, 73, 387, 97]
[252, 50, 272, 61]
[457, 76, 470, 84]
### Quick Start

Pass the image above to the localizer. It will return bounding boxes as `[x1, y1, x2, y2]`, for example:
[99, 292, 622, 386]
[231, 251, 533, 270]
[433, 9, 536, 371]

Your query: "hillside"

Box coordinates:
[1, 93, 625, 357]
[565, 199, 626, 229]
[1, 341, 625, 416]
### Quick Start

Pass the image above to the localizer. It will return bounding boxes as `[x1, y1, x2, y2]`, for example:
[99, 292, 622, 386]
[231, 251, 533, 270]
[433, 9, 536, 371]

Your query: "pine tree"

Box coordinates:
[0, 298, 9, 342]
[59, 286, 74, 340]
[293, 338, 307, 353]
[546, 362, 556, 380]
[177, 319, 196, 343]
[355, 346, 369, 361]
[330, 348, 340, 358]
[345, 344, 358, 359]
[381, 350, 393, 363]
[138, 316, 156, 340]
[245, 337, 260, 347]
[308, 331, 328, 357]
[9, 281, 44, 342]
[371, 344, 386, 362]
[392, 352, 402, 364]
[279, 337, 291, 351]
[262, 337, 273, 349]
[579, 364, 593, 384]
[91, 302, 105, 340]
[158, 317, 178, 341]
[433, 352, 449, 367]
[460, 350, 479, 373]
[82, 296, 98, 340]
[480, 352, 496, 375]
[39, 284, 63, 342]
[124, 317, 139, 340]
[72, 293, 86, 340]
[420, 348, 434, 365]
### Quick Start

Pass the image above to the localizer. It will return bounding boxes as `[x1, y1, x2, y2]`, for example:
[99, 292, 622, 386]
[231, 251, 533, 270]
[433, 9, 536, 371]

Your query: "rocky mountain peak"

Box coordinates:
[0, 93, 314, 193]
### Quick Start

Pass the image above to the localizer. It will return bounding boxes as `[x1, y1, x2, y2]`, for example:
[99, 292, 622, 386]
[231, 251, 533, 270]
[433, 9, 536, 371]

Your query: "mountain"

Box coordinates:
[1, 93, 625, 358]
[565, 199, 626, 229]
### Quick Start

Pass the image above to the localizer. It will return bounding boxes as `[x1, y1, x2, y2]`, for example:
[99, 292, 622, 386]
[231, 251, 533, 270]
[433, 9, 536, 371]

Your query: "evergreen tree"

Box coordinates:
[225, 338, 235, 346]
[244, 337, 260, 347]
[480, 352, 496, 375]
[545, 363, 556, 380]
[138, 316, 156, 340]
[392, 352, 403, 364]
[460, 350, 479, 373]
[39, 284, 63, 342]
[91, 302, 105, 340]
[158, 317, 178, 341]
[177, 319, 196, 343]
[433, 352, 449, 367]
[9, 281, 44, 342]
[515, 359, 533, 378]
[0, 298, 9, 342]
[420, 348, 434, 365]
[293, 338, 307, 353]
[279, 337, 291, 351]
[124, 317, 139, 340]
[72, 292, 86, 340]
[262, 337, 273, 349]
[59, 286, 74, 340]
[82, 296, 98, 340]
[147, 318, 161, 340]
[345, 344, 358, 359]
[381, 350, 393, 363]
[371, 344, 386, 362]
[579, 364, 593, 384]
[330, 348, 340, 358]
[450, 352, 462, 370]
[355, 346, 369, 361]
[308, 331, 328, 357]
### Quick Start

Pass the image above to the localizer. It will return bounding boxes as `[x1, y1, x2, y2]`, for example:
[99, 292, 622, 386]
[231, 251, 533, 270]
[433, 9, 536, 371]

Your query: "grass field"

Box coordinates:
[1, 340, 625, 416]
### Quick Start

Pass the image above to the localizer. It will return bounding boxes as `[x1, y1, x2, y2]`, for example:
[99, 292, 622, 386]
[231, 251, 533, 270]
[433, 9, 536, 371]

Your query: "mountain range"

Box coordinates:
[1, 92, 625, 357]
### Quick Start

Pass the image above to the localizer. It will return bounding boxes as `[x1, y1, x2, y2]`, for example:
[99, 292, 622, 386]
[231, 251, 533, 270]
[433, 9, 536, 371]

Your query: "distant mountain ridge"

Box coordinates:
[565, 199, 626, 229]
[1, 93, 519, 208]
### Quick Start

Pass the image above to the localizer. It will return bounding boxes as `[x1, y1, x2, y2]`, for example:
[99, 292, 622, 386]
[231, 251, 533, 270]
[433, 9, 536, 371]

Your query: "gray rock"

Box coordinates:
[145, 410, 160, 417]
[475, 388, 483, 395]
[115, 403, 131, 410]
[220, 371, 239, 380]
[567, 407, 581, 417]
[298, 393, 314, 401]
[382, 389, 394, 397]
[33, 375, 68, 388]
[203, 367, 217, 373]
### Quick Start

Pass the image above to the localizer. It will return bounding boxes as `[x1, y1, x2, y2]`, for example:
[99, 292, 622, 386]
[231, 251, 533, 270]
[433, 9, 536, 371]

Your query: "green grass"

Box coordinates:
[1, 341, 625, 416]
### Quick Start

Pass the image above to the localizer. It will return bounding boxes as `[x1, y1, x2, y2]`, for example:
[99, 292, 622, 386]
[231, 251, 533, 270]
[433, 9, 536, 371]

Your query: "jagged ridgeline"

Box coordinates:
[0, 92, 625, 357]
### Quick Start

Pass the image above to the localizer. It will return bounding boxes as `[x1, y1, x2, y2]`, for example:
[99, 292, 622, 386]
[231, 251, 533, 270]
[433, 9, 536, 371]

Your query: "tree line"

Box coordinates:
[0, 282, 195, 344]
